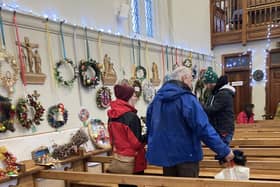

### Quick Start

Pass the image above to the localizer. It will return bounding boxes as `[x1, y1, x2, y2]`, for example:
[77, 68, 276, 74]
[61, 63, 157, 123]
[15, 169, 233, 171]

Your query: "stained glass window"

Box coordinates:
[131, 0, 140, 34]
[145, 0, 153, 37]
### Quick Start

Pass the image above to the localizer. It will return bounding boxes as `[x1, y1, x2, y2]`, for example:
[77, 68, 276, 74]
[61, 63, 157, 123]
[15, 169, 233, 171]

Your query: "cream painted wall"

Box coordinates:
[171, 0, 212, 55]
[213, 39, 280, 120]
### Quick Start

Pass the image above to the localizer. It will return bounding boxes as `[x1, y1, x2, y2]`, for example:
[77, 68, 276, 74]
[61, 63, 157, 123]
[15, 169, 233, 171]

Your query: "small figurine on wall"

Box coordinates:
[16, 37, 46, 84]
[151, 62, 161, 86]
[101, 54, 117, 85]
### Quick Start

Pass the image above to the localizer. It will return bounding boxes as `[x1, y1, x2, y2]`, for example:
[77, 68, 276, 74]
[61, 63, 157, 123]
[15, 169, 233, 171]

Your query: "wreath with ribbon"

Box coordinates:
[183, 58, 192, 68]
[88, 119, 111, 149]
[47, 103, 68, 129]
[0, 146, 19, 178]
[16, 91, 45, 131]
[54, 58, 77, 87]
[96, 87, 112, 109]
[0, 95, 15, 133]
[79, 59, 101, 88]
[135, 66, 147, 81]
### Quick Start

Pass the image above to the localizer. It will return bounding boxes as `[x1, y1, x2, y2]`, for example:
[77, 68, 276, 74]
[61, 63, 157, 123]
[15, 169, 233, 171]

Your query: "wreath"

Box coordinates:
[253, 69, 264, 82]
[88, 119, 111, 149]
[0, 146, 19, 177]
[143, 81, 155, 103]
[79, 59, 101, 88]
[16, 91, 45, 130]
[0, 95, 15, 133]
[132, 80, 142, 98]
[96, 87, 112, 109]
[54, 59, 77, 87]
[47, 103, 68, 129]
[135, 66, 147, 81]
[78, 108, 90, 127]
[183, 58, 192, 68]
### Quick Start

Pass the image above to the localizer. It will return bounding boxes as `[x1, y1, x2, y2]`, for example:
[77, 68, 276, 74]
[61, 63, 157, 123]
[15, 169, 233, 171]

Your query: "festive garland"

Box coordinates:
[79, 59, 101, 88]
[47, 103, 68, 129]
[0, 95, 15, 133]
[16, 91, 45, 130]
[54, 59, 77, 87]
[0, 146, 19, 178]
[135, 66, 147, 81]
[96, 87, 112, 109]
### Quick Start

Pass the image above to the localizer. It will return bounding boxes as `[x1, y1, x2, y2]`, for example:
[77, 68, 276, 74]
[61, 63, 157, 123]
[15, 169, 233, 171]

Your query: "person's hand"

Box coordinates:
[225, 150, 234, 162]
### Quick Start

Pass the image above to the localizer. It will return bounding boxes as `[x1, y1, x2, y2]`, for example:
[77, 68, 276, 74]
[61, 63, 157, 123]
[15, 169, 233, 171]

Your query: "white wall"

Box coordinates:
[213, 39, 280, 120]
[171, 0, 212, 55]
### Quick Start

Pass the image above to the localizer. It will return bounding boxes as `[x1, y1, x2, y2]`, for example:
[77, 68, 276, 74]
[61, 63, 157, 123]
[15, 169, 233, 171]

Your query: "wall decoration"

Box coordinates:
[253, 69, 264, 82]
[0, 146, 19, 177]
[134, 40, 147, 82]
[54, 59, 77, 87]
[88, 119, 110, 149]
[0, 11, 19, 95]
[192, 64, 198, 79]
[16, 37, 46, 84]
[131, 79, 142, 98]
[183, 52, 193, 68]
[0, 95, 15, 133]
[101, 54, 117, 85]
[31, 146, 58, 166]
[150, 62, 161, 86]
[194, 69, 206, 104]
[96, 87, 112, 109]
[143, 81, 155, 103]
[79, 59, 101, 88]
[78, 108, 90, 127]
[16, 91, 45, 131]
[47, 103, 68, 129]
[52, 129, 88, 160]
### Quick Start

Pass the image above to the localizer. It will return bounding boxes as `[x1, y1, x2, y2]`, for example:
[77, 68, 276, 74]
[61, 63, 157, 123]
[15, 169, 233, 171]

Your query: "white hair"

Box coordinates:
[169, 66, 192, 81]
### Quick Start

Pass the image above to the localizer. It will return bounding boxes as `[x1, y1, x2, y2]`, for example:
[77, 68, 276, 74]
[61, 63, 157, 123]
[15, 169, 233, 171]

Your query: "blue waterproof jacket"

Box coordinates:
[146, 80, 230, 167]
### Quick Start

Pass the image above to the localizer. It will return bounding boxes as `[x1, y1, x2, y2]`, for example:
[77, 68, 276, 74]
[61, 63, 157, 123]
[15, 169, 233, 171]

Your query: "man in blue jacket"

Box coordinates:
[146, 67, 234, 177]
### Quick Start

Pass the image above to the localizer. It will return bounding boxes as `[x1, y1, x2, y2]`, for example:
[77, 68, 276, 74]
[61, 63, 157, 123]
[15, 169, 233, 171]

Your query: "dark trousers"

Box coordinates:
[118, 171, 144, 187]
[163, 162, 199, 177]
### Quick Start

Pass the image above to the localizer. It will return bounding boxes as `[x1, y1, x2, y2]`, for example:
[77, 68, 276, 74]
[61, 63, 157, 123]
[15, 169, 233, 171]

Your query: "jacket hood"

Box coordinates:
[107, 99, 137, 118]
[219, 84, 236, 96]
[156, 80, 194, 102]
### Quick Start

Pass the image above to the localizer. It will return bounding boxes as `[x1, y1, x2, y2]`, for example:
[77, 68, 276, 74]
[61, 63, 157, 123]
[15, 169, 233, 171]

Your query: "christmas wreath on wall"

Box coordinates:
[143, 81, 155, 103]
[96, 87, 112, 109]
[253, 69, 264, 82]
[78, 108, 90, 127]
[135, 66, 147, 81]
[47, 103, 68, 129]
[16, 91, 45, 131]
[0, 146, 19, 178]
[131, 79, 142, 98]
[54, 59, 77, 87]
[79, 59, 101, 88]
[0, 95, 15, 133]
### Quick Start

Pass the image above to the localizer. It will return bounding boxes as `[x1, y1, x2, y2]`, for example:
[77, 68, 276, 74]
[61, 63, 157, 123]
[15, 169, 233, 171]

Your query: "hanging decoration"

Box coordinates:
[101, 54, 117, 85]
[0, 146, 19, 177]
[194, 69, 207, 104]
[131, 79, 142, 98]
[79, 28, 101, 89]
[135, 40, 147, 81]
[47, 103, 68, 129]
[54, 21, 77, 88]
[88, 119, 111, 149]
[150, 62, 161, 86]
[143, 81, 155, 103]
[16, 90, 45, 131]
[78, 108, 90, 127]
[96, 86, 112, 109]
[192, 64, 198, 79]
[0, 95, 15, 133]
[0, 10, 19, 95]
[183, 52, 193, 68]
[253, 69, 264, 82]
[173, 48, 179, 70]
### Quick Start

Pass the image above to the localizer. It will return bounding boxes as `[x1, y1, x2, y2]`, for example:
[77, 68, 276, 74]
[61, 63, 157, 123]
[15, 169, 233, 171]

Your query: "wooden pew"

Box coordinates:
[36, 170, 280, 187]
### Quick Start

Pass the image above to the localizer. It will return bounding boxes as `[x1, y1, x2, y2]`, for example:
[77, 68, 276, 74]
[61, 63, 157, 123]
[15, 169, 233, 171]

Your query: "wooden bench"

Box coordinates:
[36, 170, 280, 187]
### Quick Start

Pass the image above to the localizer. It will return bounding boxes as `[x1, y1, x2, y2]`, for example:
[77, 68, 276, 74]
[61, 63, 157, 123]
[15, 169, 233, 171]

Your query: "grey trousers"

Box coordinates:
[163, 162, 199, 177]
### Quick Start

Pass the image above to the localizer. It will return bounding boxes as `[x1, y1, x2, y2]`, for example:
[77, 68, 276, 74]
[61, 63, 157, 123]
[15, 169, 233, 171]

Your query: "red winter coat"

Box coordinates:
[107, 99, 147, 173]
[236, 111, 254, 124]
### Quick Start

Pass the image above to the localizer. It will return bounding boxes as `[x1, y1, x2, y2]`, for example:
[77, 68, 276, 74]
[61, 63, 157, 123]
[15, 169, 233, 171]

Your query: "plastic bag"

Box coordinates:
[214, 166, 250, 180]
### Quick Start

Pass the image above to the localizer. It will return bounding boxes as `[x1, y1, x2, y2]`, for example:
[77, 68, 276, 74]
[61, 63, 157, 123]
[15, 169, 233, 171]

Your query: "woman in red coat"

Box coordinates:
[237, 104, 255, 124]
[108, 84, 147, 187]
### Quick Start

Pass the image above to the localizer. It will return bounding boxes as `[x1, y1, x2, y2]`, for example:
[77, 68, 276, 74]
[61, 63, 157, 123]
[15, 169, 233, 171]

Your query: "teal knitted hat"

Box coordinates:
[203, 67, 218, 83]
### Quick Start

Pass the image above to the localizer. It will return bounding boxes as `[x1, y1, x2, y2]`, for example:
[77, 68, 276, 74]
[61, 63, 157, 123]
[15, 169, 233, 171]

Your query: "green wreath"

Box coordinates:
[96, 87, 112, 109]
[79, 59, 101, 88]
[0, 95, 16, 133]
[54, 59, 77, 87]
[132, 80, 142, 98]
[183, 58, 192, 68]
[16, 91, 45, 130]
[47, 103, 68, 129]
[135, 66, 147, 81]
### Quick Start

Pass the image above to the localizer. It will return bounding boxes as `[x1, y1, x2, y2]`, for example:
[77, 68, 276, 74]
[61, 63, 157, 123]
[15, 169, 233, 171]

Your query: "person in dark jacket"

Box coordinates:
[146, 67, 234, 178]
[108, 84, 146, 187]
[204, 75, 235, 145]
